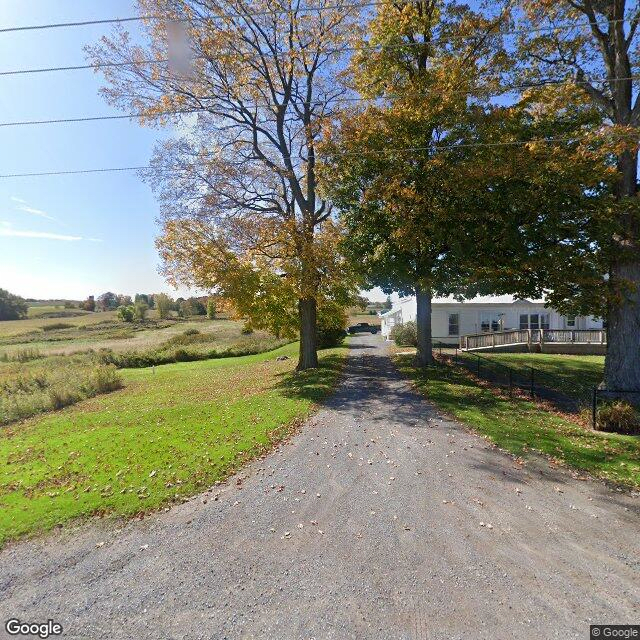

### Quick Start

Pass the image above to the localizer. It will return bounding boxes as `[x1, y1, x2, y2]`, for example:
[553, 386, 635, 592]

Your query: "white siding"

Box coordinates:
[379, 296, 604, 343]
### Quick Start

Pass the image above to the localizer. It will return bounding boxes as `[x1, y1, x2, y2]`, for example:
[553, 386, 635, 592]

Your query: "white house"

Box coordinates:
[379, 295, 604, 345]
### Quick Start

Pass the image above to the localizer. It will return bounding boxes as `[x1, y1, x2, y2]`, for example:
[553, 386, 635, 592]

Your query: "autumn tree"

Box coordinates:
[97, 292, 118, 311]
[154, 293, 174, 319]
[88, 0, 361, 369]
[516, 0, 640, 393]
[322, 0, 508, 366]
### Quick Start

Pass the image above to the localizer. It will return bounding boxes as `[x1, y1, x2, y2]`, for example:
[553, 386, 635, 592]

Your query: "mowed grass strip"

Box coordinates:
[459, 352, 604, 401]
[395, 354, 640, 489]
[0, 343, 346, 546]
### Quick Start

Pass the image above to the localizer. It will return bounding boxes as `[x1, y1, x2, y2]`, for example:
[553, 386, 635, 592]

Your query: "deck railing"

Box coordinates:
[461, 329, 606, 350]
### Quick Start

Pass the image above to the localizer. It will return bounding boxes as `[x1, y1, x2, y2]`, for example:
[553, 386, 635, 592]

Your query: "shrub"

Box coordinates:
[155, 293, 174, 319]
[241, 323, 254, 335]
[0, 360, 124, 425]
[596, 401, 640, 435]
[12, 348, 42, 363]
[390, 321, 418, 347]
[134, 301, 149, 320]
[117, 305, 135, 322]
[86, 365, 123, 394]
[207, 298, 217, 319]
[48, 386, 82, 411]
[316, 302, 347, 349]
[41, 322, 74, 332]
[183, 328, 200, 336]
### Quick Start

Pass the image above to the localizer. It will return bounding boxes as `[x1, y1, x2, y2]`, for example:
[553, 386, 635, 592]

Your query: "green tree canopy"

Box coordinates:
[0, 289, 28, 321]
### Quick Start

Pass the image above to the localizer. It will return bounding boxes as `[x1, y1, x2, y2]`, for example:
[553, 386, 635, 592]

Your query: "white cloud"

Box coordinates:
[10, 196, 58, 222]
[17, 205, 58, 222]
[0, 228, 82, 241]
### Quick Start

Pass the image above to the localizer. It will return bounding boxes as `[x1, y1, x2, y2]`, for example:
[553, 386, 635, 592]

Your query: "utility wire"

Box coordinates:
[0, 6, 636, 35]
[0, 110, 198, 128]
[2, 16, 639, 76]
[1, 74, 639, 128]
[0, 135, 614, 179]
[0, 2, 381, 34]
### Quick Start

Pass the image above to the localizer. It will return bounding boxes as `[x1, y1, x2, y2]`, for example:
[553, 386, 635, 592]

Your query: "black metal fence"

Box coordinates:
[440, 348, 595, 411]
[434, 347, 639, 429]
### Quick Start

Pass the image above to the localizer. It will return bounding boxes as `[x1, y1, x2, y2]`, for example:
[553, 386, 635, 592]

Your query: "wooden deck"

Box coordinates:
[460, 329, 607, 352]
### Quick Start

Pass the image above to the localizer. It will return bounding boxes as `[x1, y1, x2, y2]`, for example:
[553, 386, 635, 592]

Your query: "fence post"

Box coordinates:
[530, 366, 535, 398]
[592, 387, 597, 430]
[508, 368, 513, 397]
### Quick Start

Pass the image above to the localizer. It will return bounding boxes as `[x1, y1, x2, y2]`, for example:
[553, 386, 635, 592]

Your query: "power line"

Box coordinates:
[0, 59, 166, 77]
[0, 110, 198, 128]
[0, 2, 380, 34]
[2, 15, 639, 76]
[0, 74, 638, 128]
[0, 166, 149, 178]
[0, 136, 610, 179]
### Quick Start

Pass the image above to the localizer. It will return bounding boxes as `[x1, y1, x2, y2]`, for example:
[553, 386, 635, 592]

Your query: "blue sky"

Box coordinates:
[0, 0, 182, 300]
[0, 2, 398, 303]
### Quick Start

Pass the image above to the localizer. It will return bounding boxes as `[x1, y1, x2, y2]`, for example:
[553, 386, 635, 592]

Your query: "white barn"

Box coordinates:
[379, 295, 604, 345]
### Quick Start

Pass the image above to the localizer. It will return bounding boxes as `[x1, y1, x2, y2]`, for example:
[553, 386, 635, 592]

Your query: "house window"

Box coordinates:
[448, 313, 459, 336]
[566, 315, 576, 328]
[520, 313, 550, 330]
[480, 313, 502, 333]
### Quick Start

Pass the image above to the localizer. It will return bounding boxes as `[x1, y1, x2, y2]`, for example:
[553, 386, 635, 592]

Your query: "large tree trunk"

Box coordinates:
[415, 286, 433, 367]
[605, 261, 640, 393]
[297, 297, 319, 370]
[604, 149, 640, 399]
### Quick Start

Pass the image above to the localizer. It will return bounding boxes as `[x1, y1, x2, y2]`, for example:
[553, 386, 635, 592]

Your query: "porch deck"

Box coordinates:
[460, 329, 607, 353]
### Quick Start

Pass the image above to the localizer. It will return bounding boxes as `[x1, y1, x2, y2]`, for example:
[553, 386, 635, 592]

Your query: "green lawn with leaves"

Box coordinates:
[395, 354, 640, 489]
[462, 352, 605, 401]
[0, 343, 346, 547]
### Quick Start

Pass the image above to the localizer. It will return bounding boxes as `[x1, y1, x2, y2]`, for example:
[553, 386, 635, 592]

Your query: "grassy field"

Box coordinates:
[0, 313, 288, 424]
[0, 311, 275, 357]
[0, 342, 347, 547]
[395, 354, 640, 490]
[348, 312, 381, 326]
[458, 352, 605, 400]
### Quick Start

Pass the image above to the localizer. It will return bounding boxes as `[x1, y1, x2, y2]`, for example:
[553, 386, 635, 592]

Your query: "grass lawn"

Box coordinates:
[0, 342, 347, 547]
[395, 354, 640, 490]
[457, 352, 605, 402]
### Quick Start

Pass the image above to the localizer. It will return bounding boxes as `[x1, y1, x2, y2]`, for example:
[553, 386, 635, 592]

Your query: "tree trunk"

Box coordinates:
[605, 261, 640, 394]
[415, 286, 433, 367]
[297, 297, 319, 370]
[604, 149, 640, 400]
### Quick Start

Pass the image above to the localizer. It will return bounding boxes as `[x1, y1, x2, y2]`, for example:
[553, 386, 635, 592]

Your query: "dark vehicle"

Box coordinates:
[347, 322, 379, 335]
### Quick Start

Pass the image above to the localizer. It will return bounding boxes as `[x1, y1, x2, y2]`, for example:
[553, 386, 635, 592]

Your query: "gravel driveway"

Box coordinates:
[1, 334, 638, 640]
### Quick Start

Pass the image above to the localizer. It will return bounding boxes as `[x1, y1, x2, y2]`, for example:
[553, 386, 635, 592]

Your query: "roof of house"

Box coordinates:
[379, 295, 547, 317]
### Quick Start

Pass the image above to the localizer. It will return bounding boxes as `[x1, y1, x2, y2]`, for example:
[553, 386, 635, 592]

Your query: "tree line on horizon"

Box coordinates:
[77, 0, 640, 398]
[0, 289, 219, 323]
